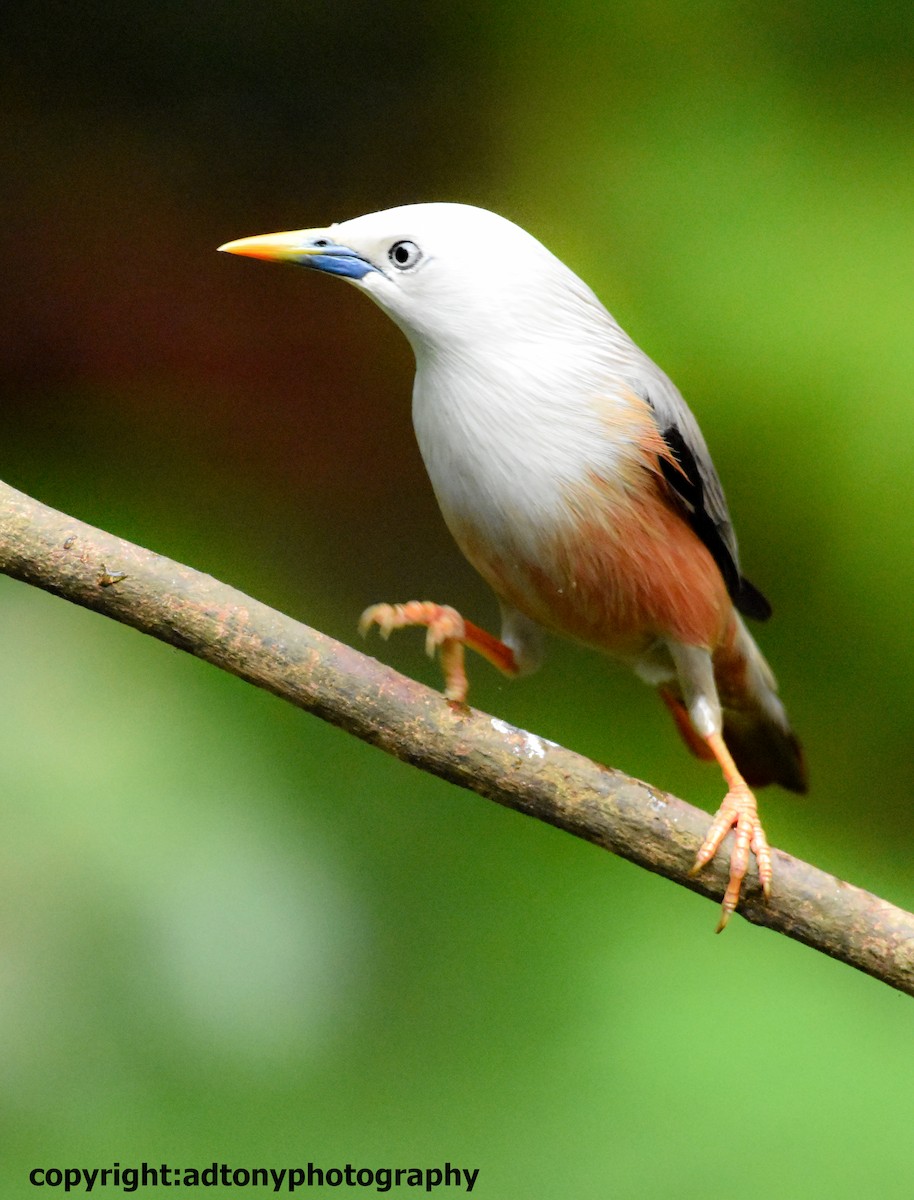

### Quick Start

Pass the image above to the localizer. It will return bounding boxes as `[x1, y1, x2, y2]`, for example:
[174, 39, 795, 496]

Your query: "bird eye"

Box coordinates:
[388, 240, 422, 270]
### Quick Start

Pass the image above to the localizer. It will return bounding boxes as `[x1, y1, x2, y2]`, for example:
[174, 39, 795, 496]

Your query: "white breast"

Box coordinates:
[415, 354, 570, 542]
[411, 336, 643, 566]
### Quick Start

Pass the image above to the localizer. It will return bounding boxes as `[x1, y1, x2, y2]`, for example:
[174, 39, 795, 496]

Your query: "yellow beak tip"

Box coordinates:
[217, 236, 277, 261]
[217, 229, 328, 262]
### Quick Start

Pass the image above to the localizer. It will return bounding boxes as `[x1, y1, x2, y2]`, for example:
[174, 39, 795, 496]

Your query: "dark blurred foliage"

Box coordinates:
[1, 3, 914, 1197]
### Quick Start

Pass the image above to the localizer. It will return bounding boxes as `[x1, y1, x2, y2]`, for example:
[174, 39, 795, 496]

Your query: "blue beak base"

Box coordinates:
[300, 244, 378, 280]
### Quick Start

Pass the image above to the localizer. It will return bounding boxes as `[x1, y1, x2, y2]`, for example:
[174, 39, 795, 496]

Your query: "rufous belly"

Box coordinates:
[452, 472, 732, 661]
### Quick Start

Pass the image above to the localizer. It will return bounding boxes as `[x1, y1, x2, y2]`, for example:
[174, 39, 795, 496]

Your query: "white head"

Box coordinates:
[219, 202, 673, 561]
[219, 202, 610, 359]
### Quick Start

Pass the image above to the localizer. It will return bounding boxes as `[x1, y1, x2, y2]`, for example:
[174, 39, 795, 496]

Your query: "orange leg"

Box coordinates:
[690, 731, 773, 932]
[359, 601, 519, 703]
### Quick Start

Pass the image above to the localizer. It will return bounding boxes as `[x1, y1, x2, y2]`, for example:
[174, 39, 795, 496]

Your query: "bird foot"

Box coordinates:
[359, 601, 471, 702]
[359, 600, 519, 703]
[690, 784, 772, 932]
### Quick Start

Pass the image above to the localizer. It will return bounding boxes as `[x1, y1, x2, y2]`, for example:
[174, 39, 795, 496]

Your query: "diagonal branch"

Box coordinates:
[0, 478, 911, 995]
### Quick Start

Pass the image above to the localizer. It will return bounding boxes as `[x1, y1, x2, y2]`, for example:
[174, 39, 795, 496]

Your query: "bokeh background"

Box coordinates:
[2, 2, 913, 1196]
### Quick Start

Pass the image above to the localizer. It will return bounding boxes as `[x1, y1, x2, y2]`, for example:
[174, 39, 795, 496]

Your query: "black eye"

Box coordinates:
[389, 240, 421, 270]
[313, 238, 329, 248]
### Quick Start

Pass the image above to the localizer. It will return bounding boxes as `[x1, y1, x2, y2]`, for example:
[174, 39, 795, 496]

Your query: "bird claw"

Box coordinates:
[691, 784, 772, 931]
[359, 601, 465, 652]
[359, 601, 469, 701]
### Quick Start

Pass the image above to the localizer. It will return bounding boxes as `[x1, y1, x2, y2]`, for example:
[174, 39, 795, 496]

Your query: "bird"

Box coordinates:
[219, 202, 806, 930]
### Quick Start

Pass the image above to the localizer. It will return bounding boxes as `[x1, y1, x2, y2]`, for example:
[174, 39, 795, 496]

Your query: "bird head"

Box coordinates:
[219, 203, 599, 357]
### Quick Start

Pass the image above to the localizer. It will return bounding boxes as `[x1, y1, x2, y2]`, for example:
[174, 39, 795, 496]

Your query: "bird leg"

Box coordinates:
[691, 731, 773, 932]
[359, 601, 519, 704]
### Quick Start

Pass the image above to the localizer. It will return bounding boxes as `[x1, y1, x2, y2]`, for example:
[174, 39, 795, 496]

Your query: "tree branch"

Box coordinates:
[0, 479, 911, 995]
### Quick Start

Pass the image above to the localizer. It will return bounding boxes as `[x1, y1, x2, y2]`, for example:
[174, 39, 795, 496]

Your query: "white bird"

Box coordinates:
[219, 202, 806, 929]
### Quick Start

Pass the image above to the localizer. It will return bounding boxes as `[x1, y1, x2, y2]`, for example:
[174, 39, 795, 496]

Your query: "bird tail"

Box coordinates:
[660, 615, 807, 793]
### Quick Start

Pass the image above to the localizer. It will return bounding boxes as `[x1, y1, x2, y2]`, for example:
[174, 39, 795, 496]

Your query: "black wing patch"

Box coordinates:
[658, 424, 772, 622]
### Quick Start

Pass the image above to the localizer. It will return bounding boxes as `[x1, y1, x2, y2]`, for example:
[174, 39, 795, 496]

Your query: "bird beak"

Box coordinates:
[218, 228, 377, 280]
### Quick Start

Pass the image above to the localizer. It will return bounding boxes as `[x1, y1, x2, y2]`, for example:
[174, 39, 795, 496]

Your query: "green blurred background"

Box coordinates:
[2, 2, 913, 1196]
